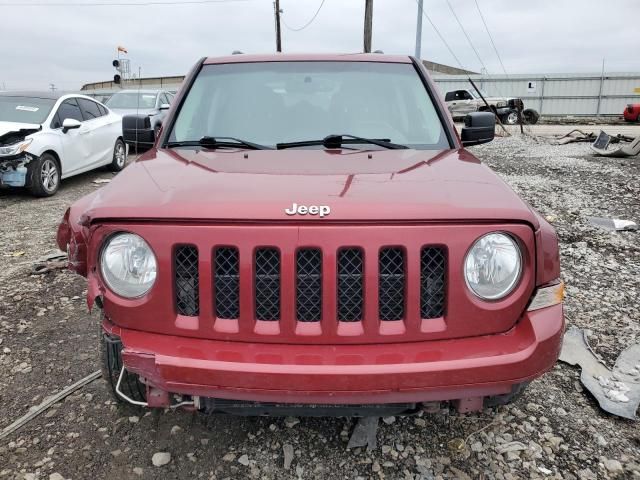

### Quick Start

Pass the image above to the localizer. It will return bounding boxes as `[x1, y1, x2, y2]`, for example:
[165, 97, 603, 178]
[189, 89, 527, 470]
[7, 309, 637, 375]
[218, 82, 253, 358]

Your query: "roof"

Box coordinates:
[203, 53, 412, 65]
[0, 90, 67, 100]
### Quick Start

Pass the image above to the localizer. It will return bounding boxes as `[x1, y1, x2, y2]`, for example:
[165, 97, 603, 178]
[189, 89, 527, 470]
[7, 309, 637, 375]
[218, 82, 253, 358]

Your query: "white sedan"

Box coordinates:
[0, 91, 125, 196]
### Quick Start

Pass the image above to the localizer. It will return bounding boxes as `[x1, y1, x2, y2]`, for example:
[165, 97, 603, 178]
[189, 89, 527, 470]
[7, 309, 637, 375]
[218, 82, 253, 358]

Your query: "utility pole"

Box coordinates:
[415, 0, 423, 58]
[274, 0, 282, 52]
[49, 83, 56, 93]
[364, 0, 373, 53]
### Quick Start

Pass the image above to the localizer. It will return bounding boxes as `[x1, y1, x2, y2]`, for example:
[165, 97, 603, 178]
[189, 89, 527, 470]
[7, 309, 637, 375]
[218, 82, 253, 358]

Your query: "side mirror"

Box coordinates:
[62, 118, 81, 133]
[159, 103, 170, 111]
[460, 112, 495, 147]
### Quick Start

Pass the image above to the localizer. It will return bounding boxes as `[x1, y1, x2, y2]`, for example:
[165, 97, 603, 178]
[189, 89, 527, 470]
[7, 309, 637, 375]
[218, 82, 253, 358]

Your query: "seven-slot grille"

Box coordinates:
[174, 245, 447, 323]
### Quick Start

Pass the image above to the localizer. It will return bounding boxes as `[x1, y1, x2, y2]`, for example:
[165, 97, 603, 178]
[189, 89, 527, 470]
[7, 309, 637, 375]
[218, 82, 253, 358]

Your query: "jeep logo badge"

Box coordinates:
[285, 203, 331, 218]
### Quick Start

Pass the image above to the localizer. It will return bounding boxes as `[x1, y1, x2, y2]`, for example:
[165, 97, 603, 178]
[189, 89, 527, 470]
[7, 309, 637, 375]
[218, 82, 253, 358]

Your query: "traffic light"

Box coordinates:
[113, 59, 121, 84]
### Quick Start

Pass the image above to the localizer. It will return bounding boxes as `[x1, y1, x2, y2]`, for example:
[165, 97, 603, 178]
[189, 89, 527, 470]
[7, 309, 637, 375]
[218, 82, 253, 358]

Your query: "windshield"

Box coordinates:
[106, 92, 157, 109]
[0, 96, 56, 124]
[169, 62, 449, 149]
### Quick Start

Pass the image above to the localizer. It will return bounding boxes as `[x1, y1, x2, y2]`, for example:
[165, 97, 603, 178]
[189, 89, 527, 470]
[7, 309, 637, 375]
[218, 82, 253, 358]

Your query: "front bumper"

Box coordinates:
[105, 303, 564, 407]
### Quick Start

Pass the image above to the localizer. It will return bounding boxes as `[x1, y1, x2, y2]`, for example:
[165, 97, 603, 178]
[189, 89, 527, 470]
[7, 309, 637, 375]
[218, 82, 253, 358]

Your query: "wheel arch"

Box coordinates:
[41, 149, 62, 174]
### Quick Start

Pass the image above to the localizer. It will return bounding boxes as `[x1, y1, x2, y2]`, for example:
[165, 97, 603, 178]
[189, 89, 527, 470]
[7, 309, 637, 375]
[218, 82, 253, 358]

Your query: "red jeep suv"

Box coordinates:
[57, 54, 564, 416]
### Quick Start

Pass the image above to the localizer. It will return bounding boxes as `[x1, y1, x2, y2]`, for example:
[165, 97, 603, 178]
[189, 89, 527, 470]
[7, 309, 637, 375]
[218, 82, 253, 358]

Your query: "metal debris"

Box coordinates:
[559, 327, 640, 420]
[347, 416, 379, 451]
[31, 251, 68, 274]
[586, 216, 638, 232]
[0, 370, 101, 440]
[591, 130, 640, 157]
[92, 178, 111, 185]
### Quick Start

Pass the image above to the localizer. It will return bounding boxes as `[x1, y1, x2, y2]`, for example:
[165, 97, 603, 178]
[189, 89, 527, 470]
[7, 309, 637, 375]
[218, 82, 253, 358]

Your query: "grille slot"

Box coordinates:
[214, 247, 240, 319]
[296, 249, 322, 322]
[175, 245, 199, 316]
[420, 247, 446, 318]
[379, 248, 405, 320]
[337, 248, 364, 321]
[255, 248, 281, 321]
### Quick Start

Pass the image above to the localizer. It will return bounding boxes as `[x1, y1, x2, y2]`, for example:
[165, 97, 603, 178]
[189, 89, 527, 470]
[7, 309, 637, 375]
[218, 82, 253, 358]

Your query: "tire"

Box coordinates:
[153, 125, 161, 142]
[100, 332, 146, 405]
[637, 113, 640, 123]
[523, 108, 540, 125]
[503, 110, 519, 125]
[108, 138, 127, 172]
[27, 153, 60, 197]
[484, 382, 529, 408]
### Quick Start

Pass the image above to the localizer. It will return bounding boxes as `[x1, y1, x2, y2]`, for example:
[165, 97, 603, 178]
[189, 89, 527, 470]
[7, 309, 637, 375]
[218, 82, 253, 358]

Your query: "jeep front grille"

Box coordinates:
[254, 248, 281, 321]
[175, 245, 199, 316]
[378, 248, 405, 321]
[214, 247, 240, 319]
[420, 247, 447, 318]
[173, 244, 447, 329]
[296, 248, 322, 322]
[337, 248, 364, 321]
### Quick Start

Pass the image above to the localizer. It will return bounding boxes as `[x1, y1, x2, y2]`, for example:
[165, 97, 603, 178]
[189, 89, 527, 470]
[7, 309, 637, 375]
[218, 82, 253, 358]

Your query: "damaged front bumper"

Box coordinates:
[0, 153, 34, 188]
[104, 303, 564, 413]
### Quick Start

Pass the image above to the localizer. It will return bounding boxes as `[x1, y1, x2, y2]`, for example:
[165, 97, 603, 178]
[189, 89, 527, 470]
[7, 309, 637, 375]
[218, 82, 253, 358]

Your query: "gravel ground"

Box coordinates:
[0, 133, 639, 480]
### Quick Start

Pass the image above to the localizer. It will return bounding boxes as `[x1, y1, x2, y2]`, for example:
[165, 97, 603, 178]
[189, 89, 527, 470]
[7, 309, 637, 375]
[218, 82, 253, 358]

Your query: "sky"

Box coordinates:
[0, 0, 638, 90]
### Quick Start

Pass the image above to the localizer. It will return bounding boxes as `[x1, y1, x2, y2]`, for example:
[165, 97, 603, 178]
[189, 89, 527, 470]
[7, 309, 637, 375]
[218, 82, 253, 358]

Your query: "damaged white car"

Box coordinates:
[0, 92, 125, 196]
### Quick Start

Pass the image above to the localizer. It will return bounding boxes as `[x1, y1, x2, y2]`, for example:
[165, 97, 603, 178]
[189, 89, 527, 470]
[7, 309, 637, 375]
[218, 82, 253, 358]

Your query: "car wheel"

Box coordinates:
[28, 153, 60, 197]
[503, 110, 519, 125]
[109, 138, 127, 172]
[637, 113, 640, 123]
[101, 332, 147, 405]
[522, 108, 540, 125]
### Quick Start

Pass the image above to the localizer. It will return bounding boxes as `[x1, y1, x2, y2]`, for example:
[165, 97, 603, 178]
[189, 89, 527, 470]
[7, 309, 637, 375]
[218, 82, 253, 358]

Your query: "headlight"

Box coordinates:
[464, 232, 522, 300]
[100, 233, 157, 298]
[0, 138, 32, 156]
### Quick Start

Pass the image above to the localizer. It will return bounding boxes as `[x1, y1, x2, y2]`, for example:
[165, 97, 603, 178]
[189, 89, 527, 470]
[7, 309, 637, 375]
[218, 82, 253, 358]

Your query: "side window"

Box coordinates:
[97, 104, 108, 116]
[159, 93, 169, 106]
[77, 98, 102, 120]
[444, 92, 455, 102]
[461, 90, 473, 100]
[56, 98, 84, 123]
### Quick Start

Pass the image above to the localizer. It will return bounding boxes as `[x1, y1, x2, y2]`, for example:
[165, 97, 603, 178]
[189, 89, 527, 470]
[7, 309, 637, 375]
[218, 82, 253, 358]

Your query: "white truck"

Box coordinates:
[444, 88, 539, 125]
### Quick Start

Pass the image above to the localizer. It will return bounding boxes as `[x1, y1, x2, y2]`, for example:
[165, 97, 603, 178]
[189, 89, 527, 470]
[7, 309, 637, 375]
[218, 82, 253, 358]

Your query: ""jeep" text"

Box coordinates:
[284, 203, 331, 218]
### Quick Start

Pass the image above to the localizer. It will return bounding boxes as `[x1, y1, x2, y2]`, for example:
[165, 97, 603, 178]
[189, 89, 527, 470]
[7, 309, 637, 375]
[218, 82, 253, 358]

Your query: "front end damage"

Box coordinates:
[0, 127, 40, 188]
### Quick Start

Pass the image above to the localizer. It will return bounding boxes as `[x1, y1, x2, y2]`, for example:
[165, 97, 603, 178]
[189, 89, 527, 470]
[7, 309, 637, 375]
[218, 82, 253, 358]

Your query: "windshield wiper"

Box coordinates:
[277, 134, 408, 150]
[166, 136, 273, 150]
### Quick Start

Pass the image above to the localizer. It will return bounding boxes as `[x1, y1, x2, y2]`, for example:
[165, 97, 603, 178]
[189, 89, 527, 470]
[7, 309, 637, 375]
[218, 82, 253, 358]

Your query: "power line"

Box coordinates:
[413, 0, 464, 69]
[282, 0, 326, 32]
[0, 0, 248, 6]
[473, 0, 507, 75]
[445, 0, 487, 73]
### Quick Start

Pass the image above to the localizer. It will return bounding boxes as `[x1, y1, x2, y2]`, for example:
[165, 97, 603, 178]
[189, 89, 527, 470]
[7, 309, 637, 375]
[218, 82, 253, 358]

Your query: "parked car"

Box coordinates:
[623, 103, 640, 122]
[444, 88, 540, 125]
[0, 91, 126, 197]
[105, 89, 174, 149]
[57, 54, 564, 418]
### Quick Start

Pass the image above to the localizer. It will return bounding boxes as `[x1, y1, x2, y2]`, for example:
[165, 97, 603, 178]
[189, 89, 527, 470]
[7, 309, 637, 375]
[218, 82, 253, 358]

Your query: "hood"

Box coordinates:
[483, 97, 509, 103]
[76, 147, 538, 226]
[108, 107, 157, 116]
[0, 121, 41, 144]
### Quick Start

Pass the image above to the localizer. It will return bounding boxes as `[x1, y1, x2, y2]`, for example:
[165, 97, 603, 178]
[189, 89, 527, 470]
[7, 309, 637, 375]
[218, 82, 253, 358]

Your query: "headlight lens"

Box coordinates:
[0, 138, 32, 156]
[464, 232, 522, 300]
[100, 233, 157, 298]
